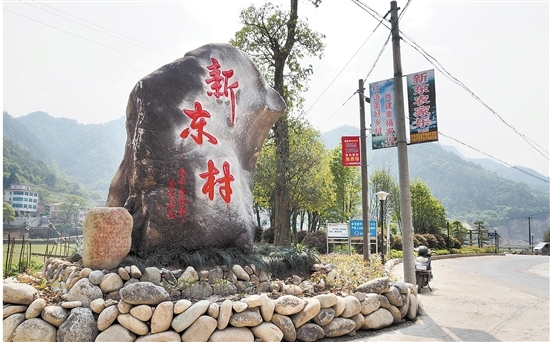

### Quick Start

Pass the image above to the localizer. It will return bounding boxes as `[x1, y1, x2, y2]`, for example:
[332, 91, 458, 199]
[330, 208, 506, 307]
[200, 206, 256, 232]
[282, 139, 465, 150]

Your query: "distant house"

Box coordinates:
[3, 184, 38, 216]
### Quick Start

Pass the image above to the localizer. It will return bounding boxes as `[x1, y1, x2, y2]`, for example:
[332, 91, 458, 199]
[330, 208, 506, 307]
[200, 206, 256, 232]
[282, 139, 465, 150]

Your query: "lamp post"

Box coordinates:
[375, 191, 389, 263]
[446, 218, 450, 250]
[495, 228, 498, 254]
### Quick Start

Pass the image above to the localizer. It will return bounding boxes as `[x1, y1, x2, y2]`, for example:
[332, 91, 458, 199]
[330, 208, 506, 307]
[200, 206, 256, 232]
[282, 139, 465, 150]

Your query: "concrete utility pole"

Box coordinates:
[390, 1, 415, 284]
[358, 79, 370, 262]
[528, 216, 532, 251]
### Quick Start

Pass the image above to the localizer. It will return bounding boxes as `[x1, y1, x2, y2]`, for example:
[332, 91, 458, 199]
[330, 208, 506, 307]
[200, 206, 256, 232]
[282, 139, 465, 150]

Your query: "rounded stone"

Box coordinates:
[12, 318, 56, 342]
[3, 282, 39, 305]
[41, 306, 70, 327]
[100, 273, 124, 293]
[25, 298, 46, 319]
[88, 270, 104, 285]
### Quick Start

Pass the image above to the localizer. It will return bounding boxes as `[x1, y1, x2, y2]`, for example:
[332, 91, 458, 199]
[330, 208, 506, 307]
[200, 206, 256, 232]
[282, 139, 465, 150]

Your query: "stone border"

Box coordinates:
[3, 258, 419, 342]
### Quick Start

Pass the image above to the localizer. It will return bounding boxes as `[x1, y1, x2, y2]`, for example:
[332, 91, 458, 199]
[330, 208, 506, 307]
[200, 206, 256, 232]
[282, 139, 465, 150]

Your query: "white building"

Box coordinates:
[4, 184, 38, 216]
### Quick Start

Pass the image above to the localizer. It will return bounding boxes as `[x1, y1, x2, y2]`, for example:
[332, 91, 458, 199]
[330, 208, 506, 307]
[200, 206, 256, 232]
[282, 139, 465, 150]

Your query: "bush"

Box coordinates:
[262, 227, 275, 244]
[451, 237, 462, 249]
[423, 234, 439, 249]
[389, 249, 403, 259]
[302, 230, 327, 254]
[254, 226, 263, 242]
[435, 234, 447, 249]
[296, 230, 308, 244]
[390, 234, 402, 250]
[414, 234, 427, 247]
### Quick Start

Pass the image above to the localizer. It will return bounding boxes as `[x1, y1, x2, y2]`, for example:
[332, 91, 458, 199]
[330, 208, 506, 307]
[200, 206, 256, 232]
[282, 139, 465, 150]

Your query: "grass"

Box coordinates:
[3, 240, 77, 277]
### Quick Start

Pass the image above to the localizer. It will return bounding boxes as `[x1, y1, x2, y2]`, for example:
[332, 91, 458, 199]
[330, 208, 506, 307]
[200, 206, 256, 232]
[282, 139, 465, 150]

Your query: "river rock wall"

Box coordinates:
[3, 258, 418, 342]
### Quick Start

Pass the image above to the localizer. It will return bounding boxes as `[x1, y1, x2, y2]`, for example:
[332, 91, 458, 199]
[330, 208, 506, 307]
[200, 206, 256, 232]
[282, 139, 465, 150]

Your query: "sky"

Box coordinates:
[3, 0, 549, 179]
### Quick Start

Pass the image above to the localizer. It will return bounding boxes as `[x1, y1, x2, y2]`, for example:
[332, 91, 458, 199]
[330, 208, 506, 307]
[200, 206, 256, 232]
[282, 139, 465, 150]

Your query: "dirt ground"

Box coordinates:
[328, 255, 550, 342]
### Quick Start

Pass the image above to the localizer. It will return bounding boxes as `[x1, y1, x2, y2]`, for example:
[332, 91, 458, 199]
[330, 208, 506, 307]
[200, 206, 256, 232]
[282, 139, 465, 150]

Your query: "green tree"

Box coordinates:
[543, 228, 550, 242]
[410, 179, 446, 235]
[3, 202, 16, 224]
[450, 220, 468, 243]
[59, 195, 86, 223]
[473, 220, 489, 247]
[252, 119, 334, 237]
[326, 145, 361, 223]
[231, 1, 325, 246]
[369, 168, 400, 227]
[286, 121, 334, 238]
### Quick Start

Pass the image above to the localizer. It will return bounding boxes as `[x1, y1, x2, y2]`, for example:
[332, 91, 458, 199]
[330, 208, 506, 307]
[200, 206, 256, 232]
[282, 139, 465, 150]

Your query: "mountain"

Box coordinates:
[7, 111, 126, 194]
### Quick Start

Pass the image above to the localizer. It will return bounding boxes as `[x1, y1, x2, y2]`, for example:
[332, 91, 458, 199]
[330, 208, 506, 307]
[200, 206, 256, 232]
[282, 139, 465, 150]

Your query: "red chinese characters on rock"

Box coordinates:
[168, 168, 186, 223]
[205, 58, 239, 126]
[199, 160, 235, 204]
[168, 57, 237, 221]
[180, 102, 218, 145]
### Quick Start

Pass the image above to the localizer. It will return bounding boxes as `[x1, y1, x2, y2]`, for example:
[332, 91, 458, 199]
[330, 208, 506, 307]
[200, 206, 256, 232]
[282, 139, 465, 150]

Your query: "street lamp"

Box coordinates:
[446, 218, 450, 250]
[495, 228, 499, 254]
[375, 191, 389, 263]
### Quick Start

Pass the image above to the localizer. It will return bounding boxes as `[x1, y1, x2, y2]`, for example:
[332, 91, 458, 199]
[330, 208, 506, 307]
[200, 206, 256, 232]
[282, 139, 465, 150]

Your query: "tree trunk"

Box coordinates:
[272, 0, 298, 246]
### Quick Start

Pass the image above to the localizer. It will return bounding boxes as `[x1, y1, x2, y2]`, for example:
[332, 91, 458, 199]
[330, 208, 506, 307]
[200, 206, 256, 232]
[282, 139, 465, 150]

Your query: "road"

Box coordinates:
[330, 254, 550, 342]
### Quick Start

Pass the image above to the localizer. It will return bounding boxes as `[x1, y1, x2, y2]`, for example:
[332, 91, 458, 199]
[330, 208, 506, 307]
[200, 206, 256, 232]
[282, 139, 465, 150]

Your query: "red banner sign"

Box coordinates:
[342, 136, 361, 167]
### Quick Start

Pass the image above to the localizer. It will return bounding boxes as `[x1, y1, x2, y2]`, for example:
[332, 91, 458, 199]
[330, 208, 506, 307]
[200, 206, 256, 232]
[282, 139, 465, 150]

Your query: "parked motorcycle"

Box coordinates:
[415, 245, 433, 293]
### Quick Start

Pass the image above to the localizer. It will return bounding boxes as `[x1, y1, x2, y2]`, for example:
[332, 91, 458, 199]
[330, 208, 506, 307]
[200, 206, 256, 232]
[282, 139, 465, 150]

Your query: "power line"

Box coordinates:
[4, 8, 160, 66]
[26, 1, 177, 60]
[439, 132, 549, 184]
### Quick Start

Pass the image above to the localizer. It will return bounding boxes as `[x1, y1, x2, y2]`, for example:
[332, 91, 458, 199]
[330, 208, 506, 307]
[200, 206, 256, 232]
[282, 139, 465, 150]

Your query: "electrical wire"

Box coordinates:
[24, 1, 178, 60]
[3, 8, 160, 66]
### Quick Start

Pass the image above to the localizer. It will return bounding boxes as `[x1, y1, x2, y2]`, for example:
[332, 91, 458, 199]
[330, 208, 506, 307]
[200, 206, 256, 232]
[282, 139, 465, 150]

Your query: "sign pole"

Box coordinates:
[390, 1, 415, 284]
[358, 79, 370, 262]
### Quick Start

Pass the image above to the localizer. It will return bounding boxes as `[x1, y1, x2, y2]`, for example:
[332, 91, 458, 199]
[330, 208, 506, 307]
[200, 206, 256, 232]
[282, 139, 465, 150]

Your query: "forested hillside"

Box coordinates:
[5, 111, 126, 194]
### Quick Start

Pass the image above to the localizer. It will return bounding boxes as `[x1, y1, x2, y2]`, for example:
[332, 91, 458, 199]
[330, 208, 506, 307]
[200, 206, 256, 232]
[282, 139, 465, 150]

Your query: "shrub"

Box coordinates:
[389, 249, 403, 259]
[302, 230, 327, 254]
[435, 234, 447, 249]
[254, 226, 263, 242]
[451, 237, 462, 249]
[390, 234, 402, 250]
[296, 230, 308, 244]
[319, 253, 390, 294]
[262, 227, 275, 244]
[423, 234, 439, 249]
[414, 234, 427, 247]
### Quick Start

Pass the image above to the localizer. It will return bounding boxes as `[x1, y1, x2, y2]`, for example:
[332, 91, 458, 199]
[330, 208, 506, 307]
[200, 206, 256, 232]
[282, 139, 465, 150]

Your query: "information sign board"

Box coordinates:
[327, 223, 348, 238]
[349, 219, 377, 239]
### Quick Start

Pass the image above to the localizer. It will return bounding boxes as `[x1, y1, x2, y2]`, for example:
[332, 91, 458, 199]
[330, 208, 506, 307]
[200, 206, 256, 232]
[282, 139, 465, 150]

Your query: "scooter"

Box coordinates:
[415, 245, 433, 293]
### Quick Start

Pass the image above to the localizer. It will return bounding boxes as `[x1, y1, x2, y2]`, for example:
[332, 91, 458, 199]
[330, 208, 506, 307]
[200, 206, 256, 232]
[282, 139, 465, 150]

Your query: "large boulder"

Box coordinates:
[106, 43, 286, 257]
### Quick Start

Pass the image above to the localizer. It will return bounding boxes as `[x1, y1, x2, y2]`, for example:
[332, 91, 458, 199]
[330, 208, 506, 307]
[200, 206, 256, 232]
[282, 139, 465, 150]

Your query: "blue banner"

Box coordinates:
[350, 219, 377, 238]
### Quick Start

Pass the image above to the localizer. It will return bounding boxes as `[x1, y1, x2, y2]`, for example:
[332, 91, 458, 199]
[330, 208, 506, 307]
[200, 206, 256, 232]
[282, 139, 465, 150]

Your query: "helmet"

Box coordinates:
[417, 245, 430, 256]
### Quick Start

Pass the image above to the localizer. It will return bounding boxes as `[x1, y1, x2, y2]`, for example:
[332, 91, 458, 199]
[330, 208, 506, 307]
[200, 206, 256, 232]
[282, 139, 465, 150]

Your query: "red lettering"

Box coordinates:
[181, 102, 218, 145]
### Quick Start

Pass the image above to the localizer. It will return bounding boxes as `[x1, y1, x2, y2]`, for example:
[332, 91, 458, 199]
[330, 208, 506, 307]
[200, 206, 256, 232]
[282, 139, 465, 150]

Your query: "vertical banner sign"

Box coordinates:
[369, 78, 397, 150]
[407, 69, 438, 144]
[341, 136, 361, 166]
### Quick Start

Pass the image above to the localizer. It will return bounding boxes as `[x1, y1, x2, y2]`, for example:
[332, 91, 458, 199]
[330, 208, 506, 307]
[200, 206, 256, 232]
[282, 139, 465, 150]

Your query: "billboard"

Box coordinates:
[369, 78, 397, 149]
[341, 136, 361, 167]
[407, 69, 438, 144]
